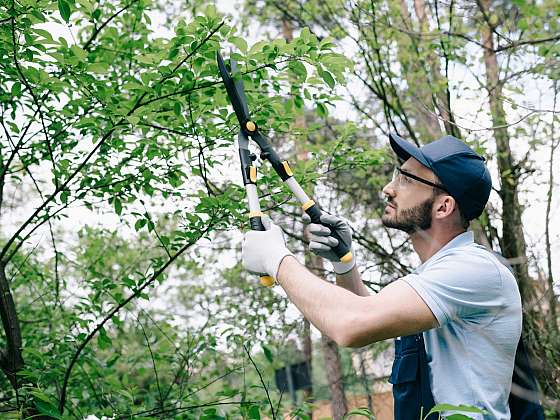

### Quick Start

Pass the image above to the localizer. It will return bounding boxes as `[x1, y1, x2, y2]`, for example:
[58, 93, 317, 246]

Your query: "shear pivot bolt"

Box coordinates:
[246, 121, 256, 132]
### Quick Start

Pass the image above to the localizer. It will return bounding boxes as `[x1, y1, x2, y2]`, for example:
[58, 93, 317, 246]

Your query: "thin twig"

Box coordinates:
[243, 343, 275, 419]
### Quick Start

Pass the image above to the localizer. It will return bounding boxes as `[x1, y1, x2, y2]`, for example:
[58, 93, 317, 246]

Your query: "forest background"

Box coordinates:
[0, 0, 558, 418]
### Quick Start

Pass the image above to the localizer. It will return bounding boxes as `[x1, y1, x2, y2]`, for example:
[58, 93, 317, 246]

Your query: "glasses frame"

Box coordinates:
[393, 167, 449, 193]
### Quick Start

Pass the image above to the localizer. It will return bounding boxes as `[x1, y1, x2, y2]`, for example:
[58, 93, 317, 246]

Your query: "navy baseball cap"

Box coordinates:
[389, 133, 492, 220]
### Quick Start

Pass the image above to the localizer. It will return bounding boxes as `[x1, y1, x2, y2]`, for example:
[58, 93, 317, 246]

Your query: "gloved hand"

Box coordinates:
[242, 217, 294, 279]
[303, 213, 355, 274]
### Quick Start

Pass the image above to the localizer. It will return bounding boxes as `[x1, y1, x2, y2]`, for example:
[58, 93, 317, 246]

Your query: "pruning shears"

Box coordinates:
[217, 52, 352, 286]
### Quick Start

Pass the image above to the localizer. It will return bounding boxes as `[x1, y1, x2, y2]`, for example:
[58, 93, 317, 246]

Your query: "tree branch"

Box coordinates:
[83, 1, 137, 51]
[57, 217, 218, 413]
[10, 11, 58, 189]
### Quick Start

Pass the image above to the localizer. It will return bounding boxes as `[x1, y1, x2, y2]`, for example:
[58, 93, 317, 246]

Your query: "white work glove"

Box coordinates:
[303, 213, 355, 274]
[242, 217, 294, 279]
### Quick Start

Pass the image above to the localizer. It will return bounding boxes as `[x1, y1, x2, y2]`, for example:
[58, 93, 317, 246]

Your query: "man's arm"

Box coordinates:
[335, 265, 370, 297]
[277, 256, 439, 347]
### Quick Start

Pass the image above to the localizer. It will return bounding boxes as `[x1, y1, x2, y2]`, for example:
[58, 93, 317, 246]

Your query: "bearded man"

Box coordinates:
[241, 134, 536, 419]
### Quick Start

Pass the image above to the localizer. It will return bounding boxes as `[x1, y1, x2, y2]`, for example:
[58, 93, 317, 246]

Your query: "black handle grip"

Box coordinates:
[250, 216, 265, 231]
[305, 203, 353, 263]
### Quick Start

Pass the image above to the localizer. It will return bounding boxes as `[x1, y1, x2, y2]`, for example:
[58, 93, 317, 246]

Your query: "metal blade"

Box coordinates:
[237, 130, 250, 150]
[217, 51, 251, 125]
[230, 60, 250, 118]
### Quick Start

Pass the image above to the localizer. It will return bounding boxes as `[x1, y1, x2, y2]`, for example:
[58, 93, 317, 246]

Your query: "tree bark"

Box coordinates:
[479, 0, 533, 303]
[412, 0, 460, 138]
[358, 349, 374, 413]
[544, 83, 558, 330]
[397, 0, 443, 140]
[321, 326, 348, 420]
[0, 263, 24, 389]
[282, 15, 348, 419]
[302, 318, 314, 409]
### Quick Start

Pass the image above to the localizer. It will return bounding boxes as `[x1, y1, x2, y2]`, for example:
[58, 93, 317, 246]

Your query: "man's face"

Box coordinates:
[381, 158, 439, 234]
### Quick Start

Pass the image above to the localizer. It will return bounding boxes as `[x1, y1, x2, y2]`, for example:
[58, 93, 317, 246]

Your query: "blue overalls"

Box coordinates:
[389, 334, 544, 420]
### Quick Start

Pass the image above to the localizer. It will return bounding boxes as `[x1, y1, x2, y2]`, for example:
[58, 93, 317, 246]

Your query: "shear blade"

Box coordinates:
[217, 51, 252, 126]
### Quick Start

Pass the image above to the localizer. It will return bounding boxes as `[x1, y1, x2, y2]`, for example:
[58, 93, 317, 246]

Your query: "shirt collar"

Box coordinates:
[416, 231, 474, 272]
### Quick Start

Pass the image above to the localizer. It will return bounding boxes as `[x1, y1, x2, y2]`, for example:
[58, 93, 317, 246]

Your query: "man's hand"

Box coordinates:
[242, 217, 293, 279]
[303, 213, 355, 274]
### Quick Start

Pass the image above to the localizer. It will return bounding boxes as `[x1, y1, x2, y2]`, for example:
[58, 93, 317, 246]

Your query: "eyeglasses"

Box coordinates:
[391, 167, 449, 193]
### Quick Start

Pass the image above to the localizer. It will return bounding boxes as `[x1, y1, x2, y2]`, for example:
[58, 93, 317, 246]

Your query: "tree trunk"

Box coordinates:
[0, 263, 24, 389]
[412, 0, 460, 138]
[302, 318, 314, 409]
[321, 327, 348, 420]
[396, 0, 443, 141]
[407, 0, 497, 247]
[282, 16, 348, 419]
[479, 0, 533, 303]
[358, 349, 374, 413]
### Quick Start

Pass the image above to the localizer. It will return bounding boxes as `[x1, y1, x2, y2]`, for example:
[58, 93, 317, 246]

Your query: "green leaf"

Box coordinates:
[174, 101, 182, 116]
[426, 403, 485, 417]
[316, 102, 327, 118]
[70, 45, 87, 60]
[134, 218, 147, 231]
[114, 198, 122, 215]
[58, 0, 71, 22]
[30, 389, 54, 404]
[320, 70, 336, 89]
[127, 115, 140, 126]
[11, 82, 22, 96]
[343, 407, 374, 419]
[35, 400, 62, 419]
[87, 62, 109, 73]
[262, 345, 273, 363]
[248, 405, 260, 420]
[289, 60, 307, 80]
[230, 36, 248, 52]
[97, 327, 112, 350]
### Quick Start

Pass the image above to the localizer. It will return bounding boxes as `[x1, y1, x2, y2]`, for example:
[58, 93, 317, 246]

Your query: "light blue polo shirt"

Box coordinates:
[402, 231, 522, 419]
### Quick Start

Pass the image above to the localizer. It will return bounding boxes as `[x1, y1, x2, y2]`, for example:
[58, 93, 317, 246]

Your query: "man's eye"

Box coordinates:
[402, 176, 412, 184]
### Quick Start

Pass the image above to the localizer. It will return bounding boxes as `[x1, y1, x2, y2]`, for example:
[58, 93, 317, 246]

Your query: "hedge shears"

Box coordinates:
[217, 52, 352, 286]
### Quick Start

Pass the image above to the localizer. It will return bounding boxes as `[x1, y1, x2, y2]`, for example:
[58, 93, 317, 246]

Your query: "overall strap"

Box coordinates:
[390, 333, 436, 420]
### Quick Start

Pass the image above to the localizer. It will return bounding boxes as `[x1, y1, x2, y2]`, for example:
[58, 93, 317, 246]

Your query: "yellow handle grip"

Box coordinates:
[340, 251, 353, 263]
[260, 276, 275, 287]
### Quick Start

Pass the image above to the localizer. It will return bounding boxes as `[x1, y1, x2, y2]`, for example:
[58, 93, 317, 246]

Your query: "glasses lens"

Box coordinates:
[392, 167, 401, 186]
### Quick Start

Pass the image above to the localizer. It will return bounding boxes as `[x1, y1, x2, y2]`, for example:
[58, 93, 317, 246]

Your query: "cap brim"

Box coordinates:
[389, 133, 431, 169]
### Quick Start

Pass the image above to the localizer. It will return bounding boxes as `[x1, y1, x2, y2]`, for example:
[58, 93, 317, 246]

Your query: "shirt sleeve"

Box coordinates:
[401, 250, 506, 326]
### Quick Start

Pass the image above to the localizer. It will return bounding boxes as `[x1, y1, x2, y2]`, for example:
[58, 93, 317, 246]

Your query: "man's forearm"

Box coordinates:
[277, 255, 367, 346]
[276, 256, 438, 347]
[335, 265, 370, 296]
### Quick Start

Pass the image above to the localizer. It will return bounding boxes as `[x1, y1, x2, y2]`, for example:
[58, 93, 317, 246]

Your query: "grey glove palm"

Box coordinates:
[303, 213, 355, 274]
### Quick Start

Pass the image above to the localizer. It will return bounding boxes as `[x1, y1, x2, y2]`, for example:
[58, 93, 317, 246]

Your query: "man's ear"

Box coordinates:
[434, 195, 456, 219]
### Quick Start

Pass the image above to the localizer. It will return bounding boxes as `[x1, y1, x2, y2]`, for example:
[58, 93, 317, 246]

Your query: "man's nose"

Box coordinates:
[382, 181, 396, 198]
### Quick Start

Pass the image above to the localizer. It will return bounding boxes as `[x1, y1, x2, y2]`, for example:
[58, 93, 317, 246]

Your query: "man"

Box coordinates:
[242, 134, 523, 419]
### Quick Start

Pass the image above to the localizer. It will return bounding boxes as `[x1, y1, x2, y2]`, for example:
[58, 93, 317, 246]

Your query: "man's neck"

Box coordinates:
[410, 227, 466, 263]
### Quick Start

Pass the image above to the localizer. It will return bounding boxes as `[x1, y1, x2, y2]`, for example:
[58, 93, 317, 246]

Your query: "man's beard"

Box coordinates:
[382, 195, 435, 234]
